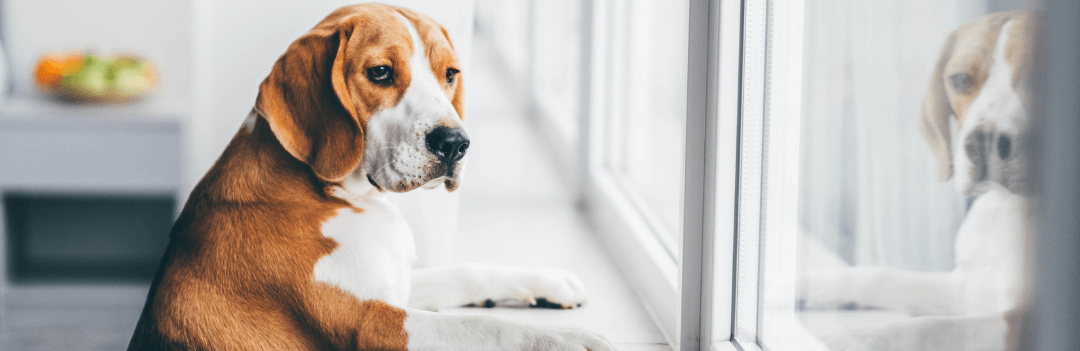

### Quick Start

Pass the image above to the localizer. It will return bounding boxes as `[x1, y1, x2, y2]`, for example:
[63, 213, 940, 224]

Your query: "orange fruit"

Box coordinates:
[34, 53, 84, 90]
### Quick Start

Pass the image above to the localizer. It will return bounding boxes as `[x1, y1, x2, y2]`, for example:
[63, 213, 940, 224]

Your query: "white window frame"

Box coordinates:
[583, 0, 724, 347]
[702, 0, 744, 349]
[705, 0, 820, 350]
[585, 0, 815, 349]
[579, 0, 1075, 349]
[519, 0, 689, 339]
[584, 0, 684, 343]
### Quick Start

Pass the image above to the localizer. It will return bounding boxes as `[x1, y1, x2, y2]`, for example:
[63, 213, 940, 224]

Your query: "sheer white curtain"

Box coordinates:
[798, 0, 994, 271]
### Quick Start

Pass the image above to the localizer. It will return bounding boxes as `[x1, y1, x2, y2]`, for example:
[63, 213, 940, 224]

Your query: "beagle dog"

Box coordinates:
[127, 4, 613, 350]
[800, 11, 1036, 351]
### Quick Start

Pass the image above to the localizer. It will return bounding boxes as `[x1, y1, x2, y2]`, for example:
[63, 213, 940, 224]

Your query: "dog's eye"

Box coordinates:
[949, 73, 974, 94]
[446, 68, 459, 85]
[368, 66, 393, 83]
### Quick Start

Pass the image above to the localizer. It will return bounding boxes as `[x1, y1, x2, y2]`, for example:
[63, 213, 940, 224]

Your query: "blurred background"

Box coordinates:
[2, 0, 1077, 350]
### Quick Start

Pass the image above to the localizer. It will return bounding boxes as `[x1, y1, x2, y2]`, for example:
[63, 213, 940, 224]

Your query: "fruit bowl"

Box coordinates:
[34, 52, 158, 103]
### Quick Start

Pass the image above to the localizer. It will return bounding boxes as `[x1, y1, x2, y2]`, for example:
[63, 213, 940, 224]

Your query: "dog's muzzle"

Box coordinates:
[365, 125, 470, 193]
[962, 124, 1029, 195]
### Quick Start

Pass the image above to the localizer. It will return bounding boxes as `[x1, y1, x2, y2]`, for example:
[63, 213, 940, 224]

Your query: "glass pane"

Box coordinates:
[604, 0, 689, 252]
[732, 0, 768, 345]
[751, 0, 1038, 349]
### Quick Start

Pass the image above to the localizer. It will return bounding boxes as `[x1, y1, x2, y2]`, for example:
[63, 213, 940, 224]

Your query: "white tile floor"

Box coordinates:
[0, 34, 669, 350]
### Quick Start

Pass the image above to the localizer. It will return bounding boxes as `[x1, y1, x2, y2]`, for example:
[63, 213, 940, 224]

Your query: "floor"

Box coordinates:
[0, 34, 668, 350]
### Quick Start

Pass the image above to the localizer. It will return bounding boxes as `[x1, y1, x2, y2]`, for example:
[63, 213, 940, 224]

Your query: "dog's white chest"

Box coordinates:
[954, 186, 1026, 313]
[312, 194, 417, 306]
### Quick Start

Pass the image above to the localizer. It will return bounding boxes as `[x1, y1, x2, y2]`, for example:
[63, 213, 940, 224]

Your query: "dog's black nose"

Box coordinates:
[425, 126, 470, 164]
[997, 134, 1012, 159]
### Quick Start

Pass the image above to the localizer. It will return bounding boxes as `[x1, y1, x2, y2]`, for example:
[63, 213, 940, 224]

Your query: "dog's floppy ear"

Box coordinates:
[255, 15, 363, 182]
[919, 32, 957, 182]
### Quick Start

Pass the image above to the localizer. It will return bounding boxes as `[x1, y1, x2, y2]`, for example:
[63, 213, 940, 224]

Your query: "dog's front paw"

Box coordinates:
[798, 269, 876, 311]
[486, 267, 588, 309]
[525, 268, 588, 309]
[531, 325, 615, 351]
[410, 264, 590, 310]
[818, 319, 938, 351]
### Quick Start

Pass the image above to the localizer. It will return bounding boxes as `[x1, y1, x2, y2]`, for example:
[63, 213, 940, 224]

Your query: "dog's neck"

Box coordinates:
[330, 169, 384, 206]
[187, 116, 331, 205]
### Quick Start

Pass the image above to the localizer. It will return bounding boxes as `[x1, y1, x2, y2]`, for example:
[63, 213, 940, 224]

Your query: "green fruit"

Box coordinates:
[109, 57, 152, 95]
[114, 67, 152, 95]
[62, 54, 110, 96]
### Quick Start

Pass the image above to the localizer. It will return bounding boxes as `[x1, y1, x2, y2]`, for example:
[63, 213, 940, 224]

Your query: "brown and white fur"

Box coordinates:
[799, 11, 1037, 351]
[127, 4, 613, 350]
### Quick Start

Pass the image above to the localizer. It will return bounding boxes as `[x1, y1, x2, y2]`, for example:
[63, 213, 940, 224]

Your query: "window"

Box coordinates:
[584, 0, 692, 342]
[476, 0, 693, 340]
[482, 0, 1075, 349]
[600, 0, 690, 253]
[719, 0, 1033, 350]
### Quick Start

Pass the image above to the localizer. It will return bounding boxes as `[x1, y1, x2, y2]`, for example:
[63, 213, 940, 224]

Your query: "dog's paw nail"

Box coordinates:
[529, 297, 563, 309]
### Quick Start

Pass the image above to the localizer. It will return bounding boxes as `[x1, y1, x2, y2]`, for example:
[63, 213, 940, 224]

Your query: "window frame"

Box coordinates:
[594, 0, 690, 258]
[583, 0, 735, 348]
[707, 0, 823, 349]
[519, 0, 694, 340]
[702, 0, 746, 349]
[685, 0, 818, 349]
[583, 0, 835, 349]
[577, 0, 1075, 350]
[583, 0, 690, 343]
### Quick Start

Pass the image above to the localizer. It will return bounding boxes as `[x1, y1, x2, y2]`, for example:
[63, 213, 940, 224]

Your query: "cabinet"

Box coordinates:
[0, 96, 183, 322]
